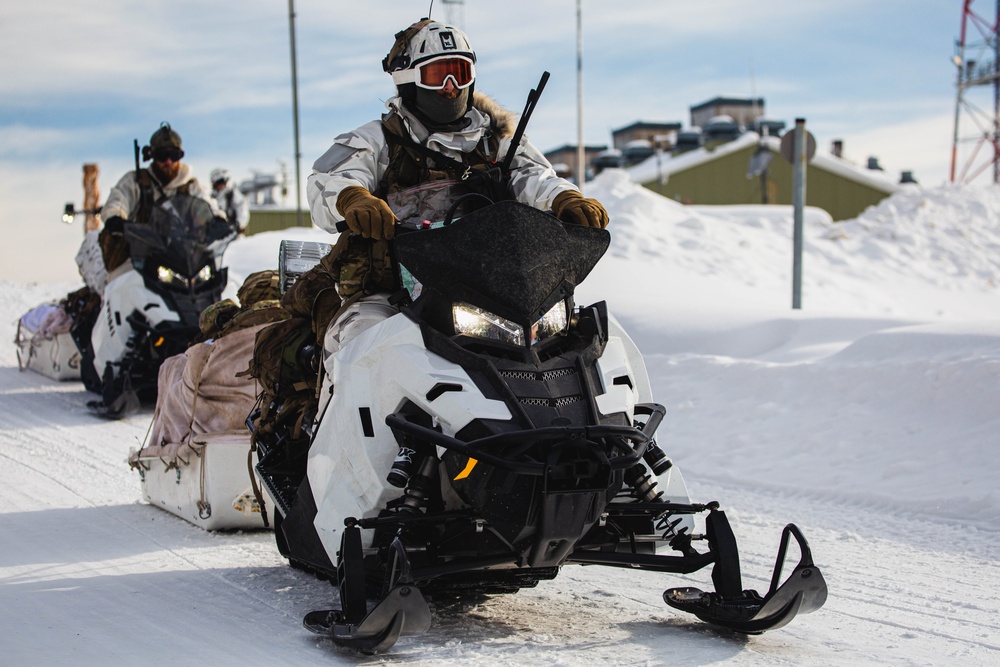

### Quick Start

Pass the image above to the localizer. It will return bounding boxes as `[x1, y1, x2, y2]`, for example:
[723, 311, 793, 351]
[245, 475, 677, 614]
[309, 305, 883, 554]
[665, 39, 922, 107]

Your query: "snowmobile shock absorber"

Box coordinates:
[396, 456, 439, 515]
[642, 439, 673, 476]
[624, 463, 663, 503]
[387, 445, 420, 488]
[387, 439, 432, 488]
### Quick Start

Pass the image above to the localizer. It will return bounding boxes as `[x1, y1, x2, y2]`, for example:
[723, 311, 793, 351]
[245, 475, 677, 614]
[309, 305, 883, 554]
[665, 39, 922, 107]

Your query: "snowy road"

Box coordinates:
[2, 363, 997, 666]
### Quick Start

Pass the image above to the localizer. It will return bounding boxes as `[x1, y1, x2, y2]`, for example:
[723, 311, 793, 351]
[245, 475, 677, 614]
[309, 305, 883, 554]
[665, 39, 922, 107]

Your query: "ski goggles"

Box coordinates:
[391, 56, 476, 90]
[152, 147, 184, 162]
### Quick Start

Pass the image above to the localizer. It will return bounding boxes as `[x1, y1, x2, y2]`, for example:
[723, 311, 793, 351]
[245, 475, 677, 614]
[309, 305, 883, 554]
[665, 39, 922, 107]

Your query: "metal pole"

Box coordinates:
[951, 1, 972, 183]
[951, 52, 963, 183]
[792, 118, 806, 310]
[288, 0, 303, 226]
[994, 0, 999, 184]
[575, 0, 585, 192]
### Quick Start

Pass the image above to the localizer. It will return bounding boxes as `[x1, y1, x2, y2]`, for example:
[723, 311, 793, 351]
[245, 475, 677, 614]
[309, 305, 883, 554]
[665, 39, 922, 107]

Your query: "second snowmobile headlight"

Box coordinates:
[157, 266, 183, 285]
[157, 265, 213, 287]
[530, 301, 568, 345]
[192, 265, 213, 285]
[453, 303, 524, 346]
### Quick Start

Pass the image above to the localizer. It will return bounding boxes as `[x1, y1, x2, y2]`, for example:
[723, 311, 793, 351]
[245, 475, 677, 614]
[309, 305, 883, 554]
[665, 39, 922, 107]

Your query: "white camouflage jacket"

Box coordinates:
[101, 163, 223, 222]
[212, 183, 250, 231]
[307, 92, 577, 233]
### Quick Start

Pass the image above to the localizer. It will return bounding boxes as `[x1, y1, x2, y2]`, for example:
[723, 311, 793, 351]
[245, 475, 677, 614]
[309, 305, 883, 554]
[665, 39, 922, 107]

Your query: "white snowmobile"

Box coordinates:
[254, 200, 827, 652]
[78, 192, 237, 417]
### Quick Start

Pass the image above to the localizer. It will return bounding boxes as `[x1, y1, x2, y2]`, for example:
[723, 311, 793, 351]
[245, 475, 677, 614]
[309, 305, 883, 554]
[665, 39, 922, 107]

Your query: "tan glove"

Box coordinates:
[335, 185, 396, 240]
[551, 190, 609, 229]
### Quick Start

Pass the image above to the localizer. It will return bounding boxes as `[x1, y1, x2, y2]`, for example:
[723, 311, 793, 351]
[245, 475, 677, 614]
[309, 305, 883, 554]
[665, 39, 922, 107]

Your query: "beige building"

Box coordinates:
[542, 144, 608, 180]
[611, 121, 681, 150]
[690, 97, 765, 129]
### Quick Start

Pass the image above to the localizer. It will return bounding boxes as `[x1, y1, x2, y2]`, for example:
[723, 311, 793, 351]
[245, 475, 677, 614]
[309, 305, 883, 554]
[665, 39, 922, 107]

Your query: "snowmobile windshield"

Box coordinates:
[125, 193, 233, 279]
[394, 200, 610, 325]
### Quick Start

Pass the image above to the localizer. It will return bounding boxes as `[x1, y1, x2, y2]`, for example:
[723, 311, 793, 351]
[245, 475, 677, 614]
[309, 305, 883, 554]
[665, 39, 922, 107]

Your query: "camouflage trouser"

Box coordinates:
[318, 293, 397, 412]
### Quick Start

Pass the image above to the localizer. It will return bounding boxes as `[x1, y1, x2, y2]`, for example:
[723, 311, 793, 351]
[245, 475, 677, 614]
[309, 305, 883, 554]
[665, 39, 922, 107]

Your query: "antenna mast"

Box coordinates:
[950, 0, 1000, 184]
[440, 0, 465, 27]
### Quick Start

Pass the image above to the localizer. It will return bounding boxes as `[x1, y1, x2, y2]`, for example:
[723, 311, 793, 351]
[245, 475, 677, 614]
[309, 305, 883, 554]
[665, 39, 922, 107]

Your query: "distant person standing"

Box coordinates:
[210, 168, 250, 233]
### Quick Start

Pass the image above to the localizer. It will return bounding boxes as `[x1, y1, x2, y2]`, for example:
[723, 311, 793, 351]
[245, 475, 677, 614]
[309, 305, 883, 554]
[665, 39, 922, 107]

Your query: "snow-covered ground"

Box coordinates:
[2, 172, 999, 665]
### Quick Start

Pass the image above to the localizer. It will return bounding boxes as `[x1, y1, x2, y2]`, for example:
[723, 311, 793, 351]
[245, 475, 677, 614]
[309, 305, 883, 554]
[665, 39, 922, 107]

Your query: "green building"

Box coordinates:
[635, 134, 902, 222]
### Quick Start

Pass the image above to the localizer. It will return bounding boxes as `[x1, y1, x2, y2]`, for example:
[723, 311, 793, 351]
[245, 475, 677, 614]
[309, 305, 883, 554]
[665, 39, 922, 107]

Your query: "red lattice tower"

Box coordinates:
[951, 0, 1000, 184]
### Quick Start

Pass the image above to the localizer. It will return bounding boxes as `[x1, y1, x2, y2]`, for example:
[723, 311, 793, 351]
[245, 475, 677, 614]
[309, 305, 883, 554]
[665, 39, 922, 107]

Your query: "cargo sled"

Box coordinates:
[15, 302, 81, 381]
[130, 321, 278, 530]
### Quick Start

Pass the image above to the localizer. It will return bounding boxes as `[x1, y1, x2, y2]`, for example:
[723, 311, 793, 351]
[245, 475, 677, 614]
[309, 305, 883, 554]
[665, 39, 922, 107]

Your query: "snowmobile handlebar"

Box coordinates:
[62, 203, 102, 223]
[385, 402, 665, 476]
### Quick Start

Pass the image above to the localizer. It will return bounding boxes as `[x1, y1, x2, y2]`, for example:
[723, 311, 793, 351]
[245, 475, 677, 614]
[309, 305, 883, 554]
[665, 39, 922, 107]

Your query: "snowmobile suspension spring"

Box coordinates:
[655, 513, 687, 544]
[624, 463, 663, 503]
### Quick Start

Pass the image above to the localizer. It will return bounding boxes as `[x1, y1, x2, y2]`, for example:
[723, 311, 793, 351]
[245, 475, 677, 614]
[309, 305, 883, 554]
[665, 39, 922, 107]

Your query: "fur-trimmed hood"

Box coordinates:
[471, 91, 516, 139]
[384, 91, 517, 153]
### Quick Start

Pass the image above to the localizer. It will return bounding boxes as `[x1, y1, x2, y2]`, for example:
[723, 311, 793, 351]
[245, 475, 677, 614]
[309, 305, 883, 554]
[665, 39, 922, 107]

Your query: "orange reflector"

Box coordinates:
[153, 336, 165, 347]
[454, 457, 478, 480]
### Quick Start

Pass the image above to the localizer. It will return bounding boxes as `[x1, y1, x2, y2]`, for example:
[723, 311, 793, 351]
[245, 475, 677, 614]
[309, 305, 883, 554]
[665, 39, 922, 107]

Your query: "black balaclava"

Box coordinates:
[399, 83, 473, 132]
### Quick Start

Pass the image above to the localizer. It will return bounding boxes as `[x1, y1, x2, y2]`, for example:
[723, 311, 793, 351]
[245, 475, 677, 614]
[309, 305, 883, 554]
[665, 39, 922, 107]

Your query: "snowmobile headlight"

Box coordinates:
[157, 266, 183, 285]
[192, 264, 213, 285]
[530, 301, 568, 345]
[453, 303, 524, 347]
[157, 265, 213, 287]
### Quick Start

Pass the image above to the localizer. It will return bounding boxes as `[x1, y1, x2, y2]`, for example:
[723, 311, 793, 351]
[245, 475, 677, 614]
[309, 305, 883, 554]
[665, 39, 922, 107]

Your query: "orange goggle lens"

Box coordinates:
[417, 57, 475, 89]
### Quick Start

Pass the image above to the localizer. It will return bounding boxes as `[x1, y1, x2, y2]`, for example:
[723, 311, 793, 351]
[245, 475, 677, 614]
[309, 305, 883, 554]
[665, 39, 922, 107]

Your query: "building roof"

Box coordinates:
[544, 143, 608, 154]
[625, 132, 901, 194]
[690, 96, 765, 112]
[612, 120, 682, 134]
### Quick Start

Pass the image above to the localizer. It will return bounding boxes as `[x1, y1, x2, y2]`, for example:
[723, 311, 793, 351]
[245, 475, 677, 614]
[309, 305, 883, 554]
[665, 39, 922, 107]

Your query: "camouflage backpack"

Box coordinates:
[245, 316, 318, 444]
[197, 270, 287, 341]
[244, 258, 342, 452]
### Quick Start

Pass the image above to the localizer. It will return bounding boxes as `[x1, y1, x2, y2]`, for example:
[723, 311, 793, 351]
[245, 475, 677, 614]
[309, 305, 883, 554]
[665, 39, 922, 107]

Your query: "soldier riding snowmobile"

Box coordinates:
[247, 18, 827, 653]
[77, 123, 237, 418]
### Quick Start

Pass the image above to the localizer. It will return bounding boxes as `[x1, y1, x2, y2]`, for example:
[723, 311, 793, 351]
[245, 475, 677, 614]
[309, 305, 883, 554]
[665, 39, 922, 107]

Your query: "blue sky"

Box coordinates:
[0, 0, 977, 281]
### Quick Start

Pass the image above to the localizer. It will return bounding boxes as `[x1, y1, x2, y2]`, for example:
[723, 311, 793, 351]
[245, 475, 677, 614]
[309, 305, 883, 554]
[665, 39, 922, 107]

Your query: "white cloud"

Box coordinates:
[847, 112, 955, 186]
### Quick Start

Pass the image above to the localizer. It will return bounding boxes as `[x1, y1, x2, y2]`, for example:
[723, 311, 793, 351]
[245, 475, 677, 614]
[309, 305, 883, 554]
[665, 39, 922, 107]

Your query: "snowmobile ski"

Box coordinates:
[664, 523, 827, 633]
[302, 526, 431, 654]
[303, 586, 432, 654]
[85, 391, 139, 420]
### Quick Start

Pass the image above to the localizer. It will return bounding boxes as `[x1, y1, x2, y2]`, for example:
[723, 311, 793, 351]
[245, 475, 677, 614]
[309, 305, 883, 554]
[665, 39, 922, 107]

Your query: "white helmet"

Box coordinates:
[210, 168, 230, 185]
[383, 19, 475, 80]
[383, 19, 477, 126]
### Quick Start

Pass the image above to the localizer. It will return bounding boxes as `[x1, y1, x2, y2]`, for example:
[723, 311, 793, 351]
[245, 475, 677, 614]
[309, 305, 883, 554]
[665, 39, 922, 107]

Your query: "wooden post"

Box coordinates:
[83, 164, 100, 232]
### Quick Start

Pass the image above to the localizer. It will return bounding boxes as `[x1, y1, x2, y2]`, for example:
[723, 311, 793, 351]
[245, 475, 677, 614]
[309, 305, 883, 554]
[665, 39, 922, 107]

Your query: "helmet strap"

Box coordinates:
[383, 18, 435, 72]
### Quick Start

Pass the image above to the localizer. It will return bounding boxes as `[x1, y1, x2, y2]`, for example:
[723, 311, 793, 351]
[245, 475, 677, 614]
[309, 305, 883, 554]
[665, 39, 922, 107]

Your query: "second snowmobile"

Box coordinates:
[78, 192, 237, 417]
